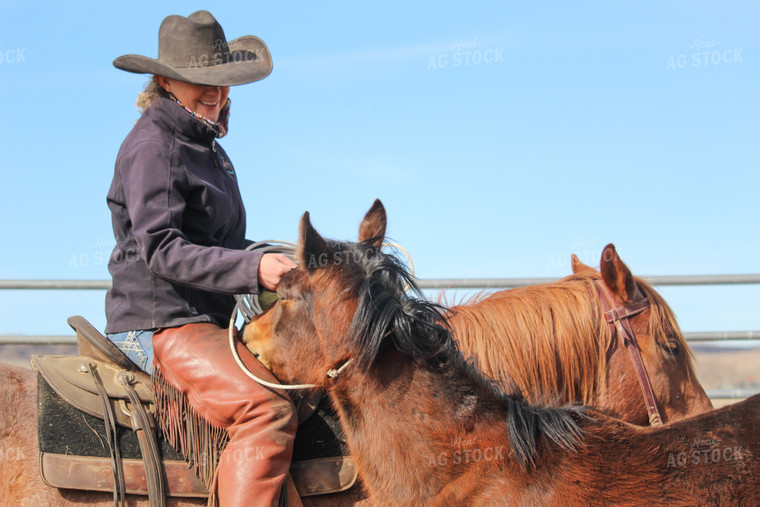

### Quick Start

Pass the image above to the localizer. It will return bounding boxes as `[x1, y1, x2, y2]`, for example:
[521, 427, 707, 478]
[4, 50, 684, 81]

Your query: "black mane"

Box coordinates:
[342, 240, 450, 370]
[335, 239, 588, 468]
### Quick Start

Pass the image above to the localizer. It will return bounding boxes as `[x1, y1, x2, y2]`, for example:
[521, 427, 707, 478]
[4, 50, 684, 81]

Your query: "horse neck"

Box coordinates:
[327, 348, 511, 503]
[449, 280, 609, 406]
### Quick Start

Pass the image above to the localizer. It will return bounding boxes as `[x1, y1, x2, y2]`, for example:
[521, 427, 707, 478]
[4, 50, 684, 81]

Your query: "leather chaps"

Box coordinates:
[152, 323, 298, 507]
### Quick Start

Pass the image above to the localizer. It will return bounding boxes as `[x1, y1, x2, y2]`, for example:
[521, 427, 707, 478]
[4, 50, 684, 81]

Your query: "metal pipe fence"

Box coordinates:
[1, 331, 756, 347]
[3, 274, 760, 291]
[1, 276, 758, 400]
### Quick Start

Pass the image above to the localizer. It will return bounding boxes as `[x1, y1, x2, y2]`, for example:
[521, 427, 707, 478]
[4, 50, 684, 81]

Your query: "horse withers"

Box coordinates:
[447, 244, 713, 425]
[245, 199, 759, 506]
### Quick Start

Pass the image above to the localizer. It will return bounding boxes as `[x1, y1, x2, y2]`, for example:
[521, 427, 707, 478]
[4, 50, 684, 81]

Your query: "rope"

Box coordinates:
[228, 239, 415, 391]
[229, 240, 315, 390]
[233, 240, 298, 322]
[227, 311, 320, 390]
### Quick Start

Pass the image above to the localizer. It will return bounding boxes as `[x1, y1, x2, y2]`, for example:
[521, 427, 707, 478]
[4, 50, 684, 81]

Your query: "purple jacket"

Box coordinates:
[105, 96, 262, 333]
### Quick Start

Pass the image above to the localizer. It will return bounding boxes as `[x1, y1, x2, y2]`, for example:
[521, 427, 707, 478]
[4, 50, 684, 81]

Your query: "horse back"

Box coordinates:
[545, 399, 760, 505]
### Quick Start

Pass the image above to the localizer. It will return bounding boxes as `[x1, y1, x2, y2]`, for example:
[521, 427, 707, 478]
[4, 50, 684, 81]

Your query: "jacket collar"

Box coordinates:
[150, 95, 225, 142]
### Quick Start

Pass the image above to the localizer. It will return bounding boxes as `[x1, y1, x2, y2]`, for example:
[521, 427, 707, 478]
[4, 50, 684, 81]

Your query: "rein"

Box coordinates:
[593, 280, 663, 426]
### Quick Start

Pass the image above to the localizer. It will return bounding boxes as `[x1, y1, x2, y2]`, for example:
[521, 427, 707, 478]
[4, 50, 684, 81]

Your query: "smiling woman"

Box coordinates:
[104, 10, 302, 506]
[154, 76, 230, 123]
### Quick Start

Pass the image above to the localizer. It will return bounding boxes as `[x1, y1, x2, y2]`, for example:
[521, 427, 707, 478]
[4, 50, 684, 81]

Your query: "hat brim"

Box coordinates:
[113, 36, 272, 86]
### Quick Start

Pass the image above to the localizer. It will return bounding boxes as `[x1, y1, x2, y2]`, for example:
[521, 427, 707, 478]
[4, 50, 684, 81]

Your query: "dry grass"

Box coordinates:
[691, 345, 760, 407]
[0, 344, 78, 368]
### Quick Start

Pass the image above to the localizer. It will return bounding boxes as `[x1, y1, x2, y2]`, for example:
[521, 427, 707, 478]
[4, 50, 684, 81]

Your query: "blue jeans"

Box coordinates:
[106, 329, 156, 374]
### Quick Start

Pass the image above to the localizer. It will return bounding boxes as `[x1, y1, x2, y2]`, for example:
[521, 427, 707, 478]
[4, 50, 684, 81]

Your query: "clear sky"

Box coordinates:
[0, 1, 757, 339]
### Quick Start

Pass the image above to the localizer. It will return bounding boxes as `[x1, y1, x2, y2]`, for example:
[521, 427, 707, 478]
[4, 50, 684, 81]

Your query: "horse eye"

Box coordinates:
[660, 340, 680, 355]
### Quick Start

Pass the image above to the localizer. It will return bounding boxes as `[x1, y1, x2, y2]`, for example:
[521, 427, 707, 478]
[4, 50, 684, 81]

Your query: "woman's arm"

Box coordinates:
[117, 139, 267, 295]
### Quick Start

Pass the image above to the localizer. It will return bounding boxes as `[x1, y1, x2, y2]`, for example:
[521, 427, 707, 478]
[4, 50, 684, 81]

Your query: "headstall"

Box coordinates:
[593, 280, 663, 426]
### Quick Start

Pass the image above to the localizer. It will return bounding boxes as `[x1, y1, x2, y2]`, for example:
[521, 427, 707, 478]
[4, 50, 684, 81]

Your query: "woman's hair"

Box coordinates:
[136, 77, 163, 114]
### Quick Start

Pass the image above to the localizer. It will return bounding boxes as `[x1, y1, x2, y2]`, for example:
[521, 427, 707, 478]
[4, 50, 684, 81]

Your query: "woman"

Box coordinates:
[105, 10, 299, 506]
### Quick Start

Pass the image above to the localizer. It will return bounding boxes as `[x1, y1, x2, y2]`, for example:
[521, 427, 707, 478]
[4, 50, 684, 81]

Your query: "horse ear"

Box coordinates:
[599, 244, 641, 305]
[358, 199, 387, 248]
[571, 254, 596, 275]
[299, 211, 332, 271]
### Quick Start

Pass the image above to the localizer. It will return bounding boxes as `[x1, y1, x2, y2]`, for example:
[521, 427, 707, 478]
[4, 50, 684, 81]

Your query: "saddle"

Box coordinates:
[32, 316, 357, 505]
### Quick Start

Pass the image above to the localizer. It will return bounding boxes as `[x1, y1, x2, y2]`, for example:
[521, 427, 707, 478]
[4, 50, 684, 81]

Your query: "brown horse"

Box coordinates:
[447, 245, 713, 425]
[245, 199, 760, 506]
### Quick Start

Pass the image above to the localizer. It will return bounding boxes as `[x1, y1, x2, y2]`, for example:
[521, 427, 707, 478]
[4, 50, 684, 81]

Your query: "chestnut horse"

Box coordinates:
[246, 199, 760, 505]
[447, 245, 713, 425]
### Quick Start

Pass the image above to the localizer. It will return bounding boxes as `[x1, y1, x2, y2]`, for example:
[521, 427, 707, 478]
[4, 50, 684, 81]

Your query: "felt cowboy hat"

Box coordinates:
[113, 10, 272, 86]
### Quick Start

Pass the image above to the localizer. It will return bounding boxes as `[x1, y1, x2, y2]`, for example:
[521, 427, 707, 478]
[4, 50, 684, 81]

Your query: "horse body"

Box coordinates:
[447, 247, 713, 425]
[246, 199, 759, 505]
[348, 358, 757, 506]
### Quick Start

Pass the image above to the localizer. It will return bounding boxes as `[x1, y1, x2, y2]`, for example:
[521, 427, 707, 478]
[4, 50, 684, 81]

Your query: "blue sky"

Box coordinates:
[0, 1, 758, 338]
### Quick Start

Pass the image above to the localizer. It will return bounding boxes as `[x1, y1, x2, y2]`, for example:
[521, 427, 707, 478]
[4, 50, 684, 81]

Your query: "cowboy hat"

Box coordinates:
[113, 10, 272, 86]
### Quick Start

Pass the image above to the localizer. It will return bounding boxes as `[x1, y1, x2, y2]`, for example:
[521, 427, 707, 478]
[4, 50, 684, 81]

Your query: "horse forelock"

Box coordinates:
[339, 241, 452, 370]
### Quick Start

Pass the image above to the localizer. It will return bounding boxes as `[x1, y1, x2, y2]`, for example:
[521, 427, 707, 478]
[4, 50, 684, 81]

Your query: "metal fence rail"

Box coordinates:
[2, 276, 758, 400]
[2, 331, 757, 347]
[3, 274, 760, 291]
[415, 274, 760, 289]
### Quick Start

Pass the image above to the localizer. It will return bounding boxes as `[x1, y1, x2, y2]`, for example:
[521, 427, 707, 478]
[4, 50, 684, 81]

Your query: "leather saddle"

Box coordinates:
[32, 316, 357, 505]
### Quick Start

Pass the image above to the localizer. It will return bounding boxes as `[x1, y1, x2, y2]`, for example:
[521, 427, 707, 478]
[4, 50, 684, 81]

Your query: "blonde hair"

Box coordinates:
[136, 77, 163, 114]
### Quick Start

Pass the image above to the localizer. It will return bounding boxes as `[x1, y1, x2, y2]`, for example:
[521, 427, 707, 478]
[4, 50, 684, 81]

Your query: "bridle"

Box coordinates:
[593, 279, 663, 426]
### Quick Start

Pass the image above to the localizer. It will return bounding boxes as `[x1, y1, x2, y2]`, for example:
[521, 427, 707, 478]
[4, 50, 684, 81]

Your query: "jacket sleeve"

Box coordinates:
[117, 139, 262, 295]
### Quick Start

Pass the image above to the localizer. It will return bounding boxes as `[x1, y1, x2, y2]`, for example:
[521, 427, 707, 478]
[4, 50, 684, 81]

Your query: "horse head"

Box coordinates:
[244, 205, 357, 387]
[586, 244, 713, 425]
[246, 199, 445, 389]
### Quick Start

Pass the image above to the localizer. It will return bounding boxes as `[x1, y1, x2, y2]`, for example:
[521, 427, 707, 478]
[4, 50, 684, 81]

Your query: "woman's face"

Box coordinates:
[155, 76, 230, 122]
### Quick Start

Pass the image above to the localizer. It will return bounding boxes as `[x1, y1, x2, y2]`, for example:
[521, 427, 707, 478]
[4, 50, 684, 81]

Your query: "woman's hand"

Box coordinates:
[257, 253, 297, 291]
